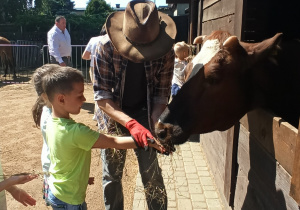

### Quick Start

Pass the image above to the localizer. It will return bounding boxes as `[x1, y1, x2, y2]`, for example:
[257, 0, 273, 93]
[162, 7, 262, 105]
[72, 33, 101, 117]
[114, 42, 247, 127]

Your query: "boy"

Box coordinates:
[42, 66, 163, 209]
[171, 41, 191, 98]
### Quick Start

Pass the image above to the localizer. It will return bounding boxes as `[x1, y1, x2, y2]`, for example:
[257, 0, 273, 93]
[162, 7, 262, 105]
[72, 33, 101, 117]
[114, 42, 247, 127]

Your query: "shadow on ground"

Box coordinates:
[82, 102, 95, 114]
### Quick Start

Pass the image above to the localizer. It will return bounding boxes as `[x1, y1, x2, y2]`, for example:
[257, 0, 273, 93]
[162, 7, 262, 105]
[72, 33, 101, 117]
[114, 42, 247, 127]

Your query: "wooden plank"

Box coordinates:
[236, 124, 298, 209]
[201, 131, 227, 173]
[201, 132, 230, 208]
[189, 0, 199, 44]
[272, 118, 297, 175]
[202, 0, 235, 22]
[202, 15, 235, 35]
[203, 0, 220, 9]
[197, 0, 203, 37]
[240, 109, 298, 175]
[223, 123, 239, 205]
[290, 119, 300, 204]
[201, 136, 224, 196]
[223, 126, 234, 202]
[235, 163, 299, 210]
[166, 0, 190, 3]
[233, 171, 248, 210]
[201, 131, 227, 178]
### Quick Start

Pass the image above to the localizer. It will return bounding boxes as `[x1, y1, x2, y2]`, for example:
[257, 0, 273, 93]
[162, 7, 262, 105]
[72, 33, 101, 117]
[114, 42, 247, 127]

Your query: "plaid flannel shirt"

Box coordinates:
[93, 34, 175, 134]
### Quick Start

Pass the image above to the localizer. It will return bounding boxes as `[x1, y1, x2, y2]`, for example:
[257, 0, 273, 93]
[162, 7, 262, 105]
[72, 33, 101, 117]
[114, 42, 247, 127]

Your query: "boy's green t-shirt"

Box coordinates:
[46, 117, 99, 205]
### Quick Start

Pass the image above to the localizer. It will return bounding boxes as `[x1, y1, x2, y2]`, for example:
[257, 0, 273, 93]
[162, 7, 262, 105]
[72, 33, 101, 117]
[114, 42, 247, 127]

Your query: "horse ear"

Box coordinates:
[240, 33, 283, 62]
[223, 36, 241, 50]
[193, 35, 206, 45]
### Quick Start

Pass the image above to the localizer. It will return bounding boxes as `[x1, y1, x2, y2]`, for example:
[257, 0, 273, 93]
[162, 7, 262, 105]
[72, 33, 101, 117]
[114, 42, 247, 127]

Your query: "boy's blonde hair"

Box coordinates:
[43, 66, 84, 102]
[174, 41, 191, 60]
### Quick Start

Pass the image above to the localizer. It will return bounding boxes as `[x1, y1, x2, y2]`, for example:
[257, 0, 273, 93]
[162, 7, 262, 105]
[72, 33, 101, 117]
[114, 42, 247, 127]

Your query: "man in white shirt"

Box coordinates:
[47, 16, 72, 67]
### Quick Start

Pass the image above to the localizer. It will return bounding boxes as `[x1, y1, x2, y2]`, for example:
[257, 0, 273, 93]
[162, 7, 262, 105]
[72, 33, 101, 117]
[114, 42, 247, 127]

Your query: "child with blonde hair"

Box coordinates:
[171, 41, 191, 98]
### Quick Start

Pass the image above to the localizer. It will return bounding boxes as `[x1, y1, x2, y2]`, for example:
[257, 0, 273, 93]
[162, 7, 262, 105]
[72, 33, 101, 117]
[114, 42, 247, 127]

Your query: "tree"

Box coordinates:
[0, 0, 33, 23]
[85, 0, 114, 18]
[34, 0, 75, 16]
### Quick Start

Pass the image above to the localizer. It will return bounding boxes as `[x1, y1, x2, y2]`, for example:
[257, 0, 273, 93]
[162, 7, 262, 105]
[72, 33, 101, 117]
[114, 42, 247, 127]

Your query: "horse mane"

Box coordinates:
[204, 31, 232, 44]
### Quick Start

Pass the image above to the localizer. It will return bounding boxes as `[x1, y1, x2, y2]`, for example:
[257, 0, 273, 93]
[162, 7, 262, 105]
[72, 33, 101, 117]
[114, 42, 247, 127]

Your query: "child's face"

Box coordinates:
[176, 48, 189, 61]
[64, 82, 86, 115]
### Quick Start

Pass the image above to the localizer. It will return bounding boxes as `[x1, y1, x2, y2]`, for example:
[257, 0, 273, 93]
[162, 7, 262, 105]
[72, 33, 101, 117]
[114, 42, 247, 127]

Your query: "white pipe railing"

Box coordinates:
[0, 44, 91, 82]
[42, 45, 90, 83]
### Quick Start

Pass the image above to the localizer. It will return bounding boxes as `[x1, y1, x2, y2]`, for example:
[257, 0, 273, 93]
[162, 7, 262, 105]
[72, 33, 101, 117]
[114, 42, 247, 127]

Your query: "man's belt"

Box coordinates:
[62, 56, 71, 59]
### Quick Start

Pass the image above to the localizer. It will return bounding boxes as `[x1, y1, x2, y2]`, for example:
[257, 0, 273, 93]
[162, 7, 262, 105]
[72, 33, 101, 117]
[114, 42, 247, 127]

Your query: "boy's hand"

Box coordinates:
[7, 186, 36, 206]
[148, 138, 167, 154]
[126, 119, 154, 150]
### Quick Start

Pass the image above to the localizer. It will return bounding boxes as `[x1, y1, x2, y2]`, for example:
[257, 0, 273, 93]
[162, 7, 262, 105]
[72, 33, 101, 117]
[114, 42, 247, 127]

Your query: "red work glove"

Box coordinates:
[125, 119, 154, 150]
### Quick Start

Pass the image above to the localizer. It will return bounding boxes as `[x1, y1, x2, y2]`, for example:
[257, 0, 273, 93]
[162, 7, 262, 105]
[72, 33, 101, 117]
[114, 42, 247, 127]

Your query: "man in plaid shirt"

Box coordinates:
[93, 1, 176, 209]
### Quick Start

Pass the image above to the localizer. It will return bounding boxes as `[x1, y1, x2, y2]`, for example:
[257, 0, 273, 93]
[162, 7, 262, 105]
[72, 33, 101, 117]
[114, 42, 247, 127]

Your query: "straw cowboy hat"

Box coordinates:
[106, 0, 177, 62]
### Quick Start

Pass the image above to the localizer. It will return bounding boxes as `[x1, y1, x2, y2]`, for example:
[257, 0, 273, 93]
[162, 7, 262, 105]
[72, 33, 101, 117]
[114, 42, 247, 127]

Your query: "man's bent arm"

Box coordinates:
[151, 103, 167, 130]
[97, 99, 132, 126]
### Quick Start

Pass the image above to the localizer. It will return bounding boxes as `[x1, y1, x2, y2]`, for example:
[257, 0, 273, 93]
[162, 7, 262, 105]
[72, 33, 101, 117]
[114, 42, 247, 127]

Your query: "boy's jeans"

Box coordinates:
[171, 83, 181, 97]
[47, 188, 87, 210]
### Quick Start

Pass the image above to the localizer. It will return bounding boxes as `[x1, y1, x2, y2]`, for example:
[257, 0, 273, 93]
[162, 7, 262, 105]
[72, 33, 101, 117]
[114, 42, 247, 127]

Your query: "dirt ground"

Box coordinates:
[0, 73, 138, 210]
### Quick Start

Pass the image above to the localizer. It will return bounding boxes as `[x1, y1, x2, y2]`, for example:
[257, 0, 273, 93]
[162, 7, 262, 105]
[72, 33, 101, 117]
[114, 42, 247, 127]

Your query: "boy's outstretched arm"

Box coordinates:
[0, 174, 38, 206]
[0, 174, 38, 192]
[92, 134, 165, 153]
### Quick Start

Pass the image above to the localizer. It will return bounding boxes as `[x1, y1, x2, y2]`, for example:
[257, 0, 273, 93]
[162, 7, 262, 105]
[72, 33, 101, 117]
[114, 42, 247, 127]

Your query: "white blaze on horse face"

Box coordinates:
[192, 39, 220, 68]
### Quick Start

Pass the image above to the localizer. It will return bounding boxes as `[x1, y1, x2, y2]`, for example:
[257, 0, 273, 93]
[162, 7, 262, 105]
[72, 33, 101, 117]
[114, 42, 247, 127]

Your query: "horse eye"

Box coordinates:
[206, 77, 217, 85]
[158, 128, 167, 139]
[206, 73, 221, 85]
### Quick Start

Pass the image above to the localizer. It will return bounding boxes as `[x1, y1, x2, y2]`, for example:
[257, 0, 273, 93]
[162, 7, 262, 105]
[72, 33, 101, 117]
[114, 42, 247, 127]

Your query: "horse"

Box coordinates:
[0, 36, 16, 78]
[155, 30, 300, 151]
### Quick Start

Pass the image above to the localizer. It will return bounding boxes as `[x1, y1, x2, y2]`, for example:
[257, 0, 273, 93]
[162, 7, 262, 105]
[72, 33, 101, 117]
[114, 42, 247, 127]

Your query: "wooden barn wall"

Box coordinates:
[239, 110, 298, 175]
[201, 109, 299, 209]
[235, 110, 298, 209]
[200, 129, 233, 209]
[201, 0, 236, 36]
[199, 130, 227, 188]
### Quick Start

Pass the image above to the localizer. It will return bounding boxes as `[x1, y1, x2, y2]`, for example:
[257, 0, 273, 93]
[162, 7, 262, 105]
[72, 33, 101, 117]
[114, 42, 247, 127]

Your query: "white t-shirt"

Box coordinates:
[41, 106, 52, 180]
[172, 58, 188, 87]
[85, 36, 103, 68]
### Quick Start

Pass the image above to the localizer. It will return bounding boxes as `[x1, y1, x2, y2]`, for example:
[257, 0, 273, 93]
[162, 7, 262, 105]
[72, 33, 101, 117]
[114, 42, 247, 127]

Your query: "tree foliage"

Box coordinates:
[85, 0, 114, 18]
[1, 0, 114, 44]
[0, 0, 33, 23]
[34, 0, 75, 16]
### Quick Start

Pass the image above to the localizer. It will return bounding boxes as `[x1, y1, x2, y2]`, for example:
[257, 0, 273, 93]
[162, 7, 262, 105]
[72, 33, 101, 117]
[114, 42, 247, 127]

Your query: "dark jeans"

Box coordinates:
[101, 108, 167, 210]
[50, 55, 72, 67]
